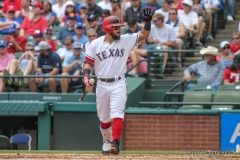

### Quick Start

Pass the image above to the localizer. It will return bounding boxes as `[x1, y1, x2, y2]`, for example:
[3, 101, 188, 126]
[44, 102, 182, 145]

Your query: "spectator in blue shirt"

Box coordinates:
[0, 5, 23, 35]
[42, 0, 57, 27]
[56, 13, 76, 45]
[60, 42, 85, 93]
[73, 22, 89, 49]
[142, 0, 161, 12]
[29, 41, 62, 93]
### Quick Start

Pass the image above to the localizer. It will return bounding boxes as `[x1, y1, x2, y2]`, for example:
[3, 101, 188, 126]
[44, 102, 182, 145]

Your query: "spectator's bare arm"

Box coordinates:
[20, 28, 25, 36]
[165, 40, 176, 47]
[48, 68, 59, 75]
[81, 13, 90, 30]
[177, 21, 185, 38]
[7, 37, 24, 52]
[63, 61, 80, 73]
[49, 15, 57, 27]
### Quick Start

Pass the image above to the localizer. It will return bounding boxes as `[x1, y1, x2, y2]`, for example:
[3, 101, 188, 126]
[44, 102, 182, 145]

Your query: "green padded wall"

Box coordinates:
[53, 112, 102, 150]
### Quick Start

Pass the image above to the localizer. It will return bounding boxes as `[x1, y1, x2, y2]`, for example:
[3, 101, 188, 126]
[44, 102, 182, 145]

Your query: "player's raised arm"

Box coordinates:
[138, 8, 155, 43]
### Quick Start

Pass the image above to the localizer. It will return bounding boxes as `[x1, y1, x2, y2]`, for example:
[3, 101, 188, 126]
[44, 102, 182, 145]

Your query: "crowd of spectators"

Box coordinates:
[0, 0, 237, 93]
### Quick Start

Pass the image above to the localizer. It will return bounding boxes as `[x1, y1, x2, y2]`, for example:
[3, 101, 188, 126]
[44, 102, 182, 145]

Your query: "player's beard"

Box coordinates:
[110, 33, 120, 40]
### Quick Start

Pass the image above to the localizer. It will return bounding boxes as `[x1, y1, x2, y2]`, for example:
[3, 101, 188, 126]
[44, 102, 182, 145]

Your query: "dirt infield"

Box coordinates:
[0, 153, 240, 160]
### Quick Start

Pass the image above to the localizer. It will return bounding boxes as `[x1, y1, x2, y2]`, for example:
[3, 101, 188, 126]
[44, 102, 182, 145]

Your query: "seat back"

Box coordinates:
[212, 92, 240, 110]
[10, 133, 32, 150]
[188, 84, 215, 92]
[0, 135, 11, 150]
[180, 91, 213, 109]
[217, 85, 240, 92]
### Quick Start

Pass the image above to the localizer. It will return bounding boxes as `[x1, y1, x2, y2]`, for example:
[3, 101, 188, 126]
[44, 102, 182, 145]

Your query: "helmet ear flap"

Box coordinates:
[105, 25, 113, 34]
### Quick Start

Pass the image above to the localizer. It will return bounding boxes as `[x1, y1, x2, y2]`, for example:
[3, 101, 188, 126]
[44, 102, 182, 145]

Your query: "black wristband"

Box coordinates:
[144, 22, 151, 31]
[84, 69, 91, 75]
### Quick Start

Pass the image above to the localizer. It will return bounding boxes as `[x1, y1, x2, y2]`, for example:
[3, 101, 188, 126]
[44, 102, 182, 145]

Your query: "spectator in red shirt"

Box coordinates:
[4, 22, 27, 54]
[172, 0, 183, 10]
[2, 0, 22, 18]
[20, 2, 48, 36]
[224, 55, 240, 85]
[44, 27, 57, 51]
[230, 32, 240, 55]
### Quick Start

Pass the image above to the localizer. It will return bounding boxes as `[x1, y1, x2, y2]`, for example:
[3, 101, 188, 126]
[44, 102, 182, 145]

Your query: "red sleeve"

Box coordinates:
[41, 18, 48, 33]
[62, 16, 66, 22]
[51, 40, 57, 51]
[2, 0, 8, 13]
[21, 17, 28, 29]
[20, 37, 27, 51]
[223, 69, 231, 80]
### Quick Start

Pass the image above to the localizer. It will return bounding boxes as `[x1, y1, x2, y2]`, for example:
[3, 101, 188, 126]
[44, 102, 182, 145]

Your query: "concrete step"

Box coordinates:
[206, 39, 232, 44]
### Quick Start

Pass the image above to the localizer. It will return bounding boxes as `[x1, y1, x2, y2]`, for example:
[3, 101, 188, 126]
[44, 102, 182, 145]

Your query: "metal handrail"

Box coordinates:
[147, 49, 200, 53]
[0, 75, 91, 78]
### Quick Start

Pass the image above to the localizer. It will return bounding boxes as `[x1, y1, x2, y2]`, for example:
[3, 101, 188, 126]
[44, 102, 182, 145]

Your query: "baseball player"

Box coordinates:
[83, 8, 154, 155]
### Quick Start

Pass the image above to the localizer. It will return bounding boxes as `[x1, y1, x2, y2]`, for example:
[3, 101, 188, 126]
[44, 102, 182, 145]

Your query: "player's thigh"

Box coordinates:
[109, 80, 127, 120]
[96, 83, 111, 123]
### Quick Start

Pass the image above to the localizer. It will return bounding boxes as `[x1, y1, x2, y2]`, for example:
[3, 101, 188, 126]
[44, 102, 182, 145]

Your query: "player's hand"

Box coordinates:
[84, 74, 90, 87]
[141, 8, 155, 23]
[183, 74, 191, 82]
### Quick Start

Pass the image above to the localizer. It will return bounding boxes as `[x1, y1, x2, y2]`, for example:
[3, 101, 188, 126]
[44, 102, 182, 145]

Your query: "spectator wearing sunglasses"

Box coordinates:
[0, 40, 15, 92]
[57, 36, 74, 61]
[44, 27, 57, 51]
[216, 41, 233, 69]
[3, 42, 37, 90]
[85, 28, 97, 51]
[2, 0, 22, 18]
[0, 6, 23, 34]
[73, 22, 89, 51]
[124, 0, 143, 25]
[89, 14, 105, 37]
[20, 2, 48, 36]
[224, 54, 240, 85]
[60, 42, 85, 93]
[155, 0, 173, 22]
[230, 32, 240, 55]
[4, 22, 27, 54]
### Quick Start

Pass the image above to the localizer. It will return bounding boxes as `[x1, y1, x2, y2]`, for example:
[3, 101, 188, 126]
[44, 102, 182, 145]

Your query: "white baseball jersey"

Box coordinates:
[85, 33, 139, 78]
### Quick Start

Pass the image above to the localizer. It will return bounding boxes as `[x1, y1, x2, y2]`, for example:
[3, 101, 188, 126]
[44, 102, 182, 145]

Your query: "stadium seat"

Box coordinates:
[217, 85, 240, 91]
[188, 84, 215, 92]
[14, 52, 23, 59]
[0, 135, 11, 150]
[211, 92, 240, 110]
[180, 91, 213, 109]
[10, 133, 32, 150]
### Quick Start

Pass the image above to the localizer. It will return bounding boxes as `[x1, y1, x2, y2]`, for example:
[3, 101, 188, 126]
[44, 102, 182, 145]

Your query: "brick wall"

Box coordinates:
[123, 114, 219, 151]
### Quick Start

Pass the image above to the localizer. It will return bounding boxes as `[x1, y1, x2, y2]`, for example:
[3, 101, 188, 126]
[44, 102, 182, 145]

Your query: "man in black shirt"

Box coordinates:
[87, 0, 102, 17]
[29, 41, 62, 93]
[89, 14, 105, 37]
[124, 0, 143, 25]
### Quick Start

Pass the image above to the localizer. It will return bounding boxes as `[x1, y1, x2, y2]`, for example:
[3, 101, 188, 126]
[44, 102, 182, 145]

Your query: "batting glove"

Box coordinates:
[141, 8, 155, 23]
[84, 74, 90, 87]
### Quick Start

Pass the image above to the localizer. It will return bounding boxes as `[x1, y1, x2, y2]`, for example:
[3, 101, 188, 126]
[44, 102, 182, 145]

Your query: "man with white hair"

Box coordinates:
[29, 41, 62, 93]
[20, 2, 48, 36]
[183, 46, 225, 89]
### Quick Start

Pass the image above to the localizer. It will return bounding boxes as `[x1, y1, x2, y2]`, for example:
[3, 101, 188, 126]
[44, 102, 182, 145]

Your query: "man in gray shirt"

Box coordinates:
[183, 46, 225, 89]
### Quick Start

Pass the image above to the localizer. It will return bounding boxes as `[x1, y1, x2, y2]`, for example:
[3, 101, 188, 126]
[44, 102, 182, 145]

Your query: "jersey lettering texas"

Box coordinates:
[96, 49, 125, 61]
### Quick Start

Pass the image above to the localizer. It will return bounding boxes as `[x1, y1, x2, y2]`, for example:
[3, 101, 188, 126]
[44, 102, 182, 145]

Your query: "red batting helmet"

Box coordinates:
[102, 16, 124, 34]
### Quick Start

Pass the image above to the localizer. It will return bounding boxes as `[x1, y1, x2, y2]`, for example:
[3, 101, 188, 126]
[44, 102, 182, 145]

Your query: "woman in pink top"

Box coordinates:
[0, 40, 15, 92]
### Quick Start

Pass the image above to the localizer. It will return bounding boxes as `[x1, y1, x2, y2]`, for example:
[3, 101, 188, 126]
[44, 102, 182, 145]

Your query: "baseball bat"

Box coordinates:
[79, 78, 95, 102]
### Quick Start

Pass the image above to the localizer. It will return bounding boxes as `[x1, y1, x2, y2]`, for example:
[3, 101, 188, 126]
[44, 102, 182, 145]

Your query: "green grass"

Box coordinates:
[0, 150, 240, 156]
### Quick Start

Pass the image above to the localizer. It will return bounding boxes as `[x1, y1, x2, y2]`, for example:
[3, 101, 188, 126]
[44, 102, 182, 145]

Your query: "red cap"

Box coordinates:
[7, 5, 15, 12]
[32, 2, 43, 10]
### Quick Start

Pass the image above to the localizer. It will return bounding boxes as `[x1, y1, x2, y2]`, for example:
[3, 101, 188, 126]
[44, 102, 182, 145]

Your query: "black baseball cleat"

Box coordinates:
[110, 139, 120, 155]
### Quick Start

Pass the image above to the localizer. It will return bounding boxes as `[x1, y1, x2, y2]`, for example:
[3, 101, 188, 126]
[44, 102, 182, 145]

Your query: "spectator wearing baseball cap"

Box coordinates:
[61, 42, 85, 93]
[0, 6, 23, 34]
[73, 22, 89, 48]
[56, 13, 76, 45]
[89, 14, 105, 37]
[32, 30, 44, 46]
[0, 40, 15, 92]
[2, 0, 22, 18]
[79, 2, 91, 31]
[155, 0, 173, 22]
[4, 22, 27, 54]
[216, 41, 233, 69]
[224, 54, 240, 85]
[61, 0, 83, 27]
[20, 2, 48, 36]
[29, 41, 62, 93]
[42, 1, 57, 27]
[44, 27, 57, 51]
